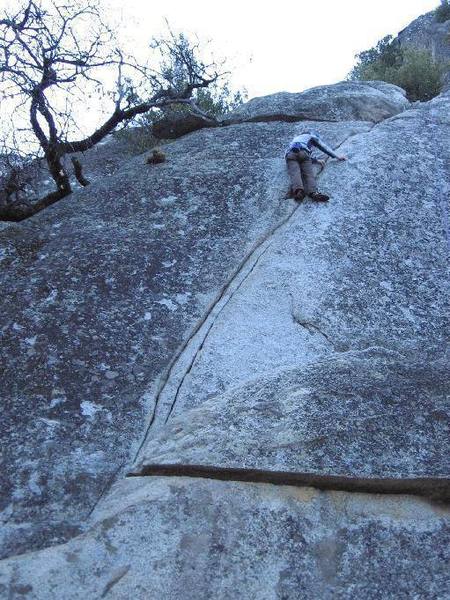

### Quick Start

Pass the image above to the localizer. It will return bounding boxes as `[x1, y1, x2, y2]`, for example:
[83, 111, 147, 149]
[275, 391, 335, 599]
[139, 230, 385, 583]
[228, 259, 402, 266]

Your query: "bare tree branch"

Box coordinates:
[0, 0, 231, 221]
[71, 156, 89, 186]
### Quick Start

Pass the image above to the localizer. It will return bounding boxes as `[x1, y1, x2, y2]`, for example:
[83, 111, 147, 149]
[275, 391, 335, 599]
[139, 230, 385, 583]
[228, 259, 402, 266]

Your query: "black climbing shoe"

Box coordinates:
[294, 188, 306, 201]
[309, 192, 329, 202]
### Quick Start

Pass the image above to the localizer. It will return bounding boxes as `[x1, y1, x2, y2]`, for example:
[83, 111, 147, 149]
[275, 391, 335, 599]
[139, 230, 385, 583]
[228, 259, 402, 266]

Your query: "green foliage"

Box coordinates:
[434, 0, 450, 23]
[112, 127, 158, 155]
[134, 80, 247, 134]
[124, 30, 247, 134]
[194, 83, 247, 118]
[112, 30, 248, 152]
[348, 36, 403, 81]
[150, 30, 247, 116]
[349, 36, 402, 81]
[349, 36, 444, 101]
[390, 48, 444, 101]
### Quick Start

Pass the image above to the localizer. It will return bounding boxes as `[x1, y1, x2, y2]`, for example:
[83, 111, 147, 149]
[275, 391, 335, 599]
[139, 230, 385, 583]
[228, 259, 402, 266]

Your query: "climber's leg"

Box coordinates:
[286, 151, 304, 198]
[299, 154, 329, 201]
[299, 157, 318, 195]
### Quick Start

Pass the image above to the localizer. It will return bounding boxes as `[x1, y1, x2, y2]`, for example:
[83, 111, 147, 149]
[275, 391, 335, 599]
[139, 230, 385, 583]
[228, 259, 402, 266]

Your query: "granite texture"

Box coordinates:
[158, 91, 450, 422]
[0, 477, 448, 600]
[1, 77, 449, 599]
[0, 116, 368, 558]
[133, 350, 450, 493]
[222, 80, 408, 124]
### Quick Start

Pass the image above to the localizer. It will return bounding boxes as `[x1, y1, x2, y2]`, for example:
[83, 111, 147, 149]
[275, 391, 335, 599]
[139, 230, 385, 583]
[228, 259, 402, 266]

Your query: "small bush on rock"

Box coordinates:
[392, 48, 445, 101]
[349, 36, 445, 101]
[146, 149, 166, 165]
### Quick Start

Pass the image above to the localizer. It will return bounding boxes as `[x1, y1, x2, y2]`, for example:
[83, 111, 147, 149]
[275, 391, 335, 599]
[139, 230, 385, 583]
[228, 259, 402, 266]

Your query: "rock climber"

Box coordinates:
[285, 131, 347, 201]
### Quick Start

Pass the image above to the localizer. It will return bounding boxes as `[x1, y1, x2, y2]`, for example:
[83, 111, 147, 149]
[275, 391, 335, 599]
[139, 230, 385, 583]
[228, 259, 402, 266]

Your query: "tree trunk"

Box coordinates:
[0, 148, 72, 222]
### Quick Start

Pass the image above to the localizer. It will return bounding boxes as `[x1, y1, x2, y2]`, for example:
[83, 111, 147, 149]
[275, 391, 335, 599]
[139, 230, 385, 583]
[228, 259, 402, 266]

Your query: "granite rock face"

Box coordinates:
[133, 350, 450, 493]
[0, 477, 448, 600]
[397, 10, 450, 88]
[152, 91, 450, 425]
[0, 116, 369, 558]
[222, 80, 408, 124]
[1, 79, 449, 598]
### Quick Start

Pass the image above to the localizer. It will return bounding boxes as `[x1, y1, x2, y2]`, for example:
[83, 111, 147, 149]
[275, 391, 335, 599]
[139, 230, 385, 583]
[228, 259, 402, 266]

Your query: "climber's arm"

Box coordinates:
[312, 135, 347, 161]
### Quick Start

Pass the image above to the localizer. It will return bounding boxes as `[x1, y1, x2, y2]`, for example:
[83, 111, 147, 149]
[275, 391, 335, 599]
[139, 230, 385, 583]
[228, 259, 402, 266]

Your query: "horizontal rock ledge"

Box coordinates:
[132, 351, 450, 485]
[222, 80, 409, 124]
[128, 464, 450, 501]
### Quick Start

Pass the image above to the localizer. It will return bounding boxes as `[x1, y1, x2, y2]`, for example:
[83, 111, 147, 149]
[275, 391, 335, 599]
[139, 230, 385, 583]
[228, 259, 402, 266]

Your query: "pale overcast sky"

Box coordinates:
[111, 0, 439, 98]
[0, 0, 440, 151]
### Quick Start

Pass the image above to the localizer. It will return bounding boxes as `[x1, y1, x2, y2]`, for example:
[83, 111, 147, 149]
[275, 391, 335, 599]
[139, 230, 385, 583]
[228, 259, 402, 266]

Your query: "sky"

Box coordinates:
[111, 0, 439, 99]
[0, 0, 440, 152]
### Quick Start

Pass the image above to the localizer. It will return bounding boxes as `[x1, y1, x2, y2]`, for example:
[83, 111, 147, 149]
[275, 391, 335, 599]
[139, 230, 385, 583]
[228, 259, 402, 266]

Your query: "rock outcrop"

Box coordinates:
[222, 80, 409, 124]
[0, 477, 448, 599]
[152, 110, 217, 139]
[0, 110, 369, 559]
[396, 9, 450, 88]
[0, 78, 449, 598]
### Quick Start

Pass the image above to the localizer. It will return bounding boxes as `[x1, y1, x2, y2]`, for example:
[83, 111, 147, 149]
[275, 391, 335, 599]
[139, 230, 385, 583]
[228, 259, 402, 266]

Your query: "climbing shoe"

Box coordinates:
[294, 188, 306, 201]
[309, 192, 329, 202]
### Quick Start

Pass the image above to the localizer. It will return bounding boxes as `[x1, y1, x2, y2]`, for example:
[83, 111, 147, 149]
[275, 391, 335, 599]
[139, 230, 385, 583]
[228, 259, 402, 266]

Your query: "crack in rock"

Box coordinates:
[86, 461, 126, 520]
[291, 311, 335, 349]
[131, 205, 299, 461]
[128, 464, 450, 502]
[100, 565, 131, 598]
[164, 241, 274, 424]
[125, 124, 384, 508]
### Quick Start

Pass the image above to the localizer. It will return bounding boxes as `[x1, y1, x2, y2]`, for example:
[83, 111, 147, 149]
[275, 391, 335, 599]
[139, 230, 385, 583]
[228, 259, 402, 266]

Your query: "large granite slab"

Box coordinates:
[164, 91, 450, 421]
[0, 120, 369, 558]
[132, 350, 450, 496]
[222, 81, 409, 124]
[0, 476, 448, 599]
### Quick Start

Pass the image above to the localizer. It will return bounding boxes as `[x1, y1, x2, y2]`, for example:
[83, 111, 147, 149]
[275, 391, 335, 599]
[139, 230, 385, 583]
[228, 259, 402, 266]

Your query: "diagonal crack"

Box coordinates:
[101, 565, 131, 598]
[288, 290, 336, 349]
[164, 241, 273, 424]
[131, 209, 298, 462]
[131, 126, 377, 464]
[86, 460, 126, 520]
[291, 312, 335, 349]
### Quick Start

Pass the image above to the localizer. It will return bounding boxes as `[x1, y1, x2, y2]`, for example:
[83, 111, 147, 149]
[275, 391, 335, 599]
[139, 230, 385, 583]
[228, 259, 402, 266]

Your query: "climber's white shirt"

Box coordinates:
[285, 133, 338, 160]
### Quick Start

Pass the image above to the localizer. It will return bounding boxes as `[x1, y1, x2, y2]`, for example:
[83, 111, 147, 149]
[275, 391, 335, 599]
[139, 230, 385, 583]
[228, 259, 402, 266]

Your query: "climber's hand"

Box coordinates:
[337, 155, 347, 161]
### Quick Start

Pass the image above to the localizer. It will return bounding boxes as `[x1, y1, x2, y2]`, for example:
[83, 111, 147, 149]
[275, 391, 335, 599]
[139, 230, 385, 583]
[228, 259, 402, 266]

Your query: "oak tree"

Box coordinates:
[0, 0, 222, 221]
